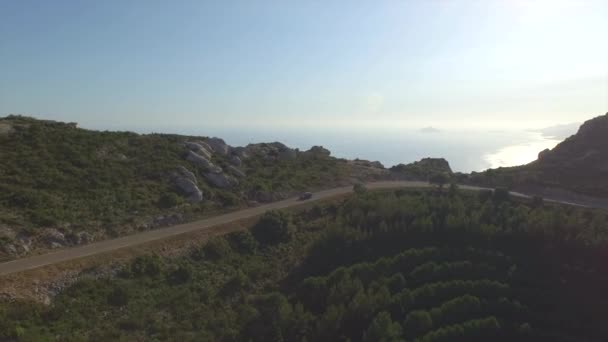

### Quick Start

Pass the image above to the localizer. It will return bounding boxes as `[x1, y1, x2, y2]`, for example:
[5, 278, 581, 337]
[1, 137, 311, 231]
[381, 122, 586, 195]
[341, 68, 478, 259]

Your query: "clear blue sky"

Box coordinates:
[1, 0, 606, 131]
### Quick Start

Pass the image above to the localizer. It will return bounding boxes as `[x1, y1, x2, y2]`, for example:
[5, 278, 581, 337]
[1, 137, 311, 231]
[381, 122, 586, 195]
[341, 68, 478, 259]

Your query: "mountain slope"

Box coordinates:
[0, 115, 452, 260]
[468, 112, 608, 199]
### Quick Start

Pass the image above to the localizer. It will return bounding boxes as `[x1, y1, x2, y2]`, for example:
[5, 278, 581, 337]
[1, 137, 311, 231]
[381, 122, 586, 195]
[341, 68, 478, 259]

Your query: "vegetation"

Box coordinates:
[0, 116, 349, 257]
[2, 189, 608, 341]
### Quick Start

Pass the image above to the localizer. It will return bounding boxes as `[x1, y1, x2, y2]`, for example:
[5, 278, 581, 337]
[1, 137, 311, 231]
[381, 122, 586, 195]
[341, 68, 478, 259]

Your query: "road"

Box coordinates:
[0, 181, 582, 276]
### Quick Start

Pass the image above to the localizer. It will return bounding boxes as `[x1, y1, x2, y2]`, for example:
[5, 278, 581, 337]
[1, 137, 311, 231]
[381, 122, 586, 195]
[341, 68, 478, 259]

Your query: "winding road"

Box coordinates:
[0, 181, 583, 276]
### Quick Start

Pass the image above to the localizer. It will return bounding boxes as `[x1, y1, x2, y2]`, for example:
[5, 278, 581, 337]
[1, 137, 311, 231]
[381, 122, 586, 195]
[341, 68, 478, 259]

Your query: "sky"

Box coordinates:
[1, 0, 607, 132]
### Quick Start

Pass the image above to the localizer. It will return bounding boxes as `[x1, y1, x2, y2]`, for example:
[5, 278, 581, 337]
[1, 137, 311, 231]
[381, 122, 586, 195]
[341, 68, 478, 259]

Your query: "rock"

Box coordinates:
[42, 228, 66, 247]
[278, 149, 297, 161]
[176, 165, 197, 183]
[3, 244, 17, 256]
[353, 159, 384, 168]
[0, 226, 16, 240]
[370, 161, 384, 169]
[77, 231, 94, 244]
[174, 177, 204, 202]
[153, 213, 184, 227]
[186, 151, 222, 173]
[301, 145, 331, 159]
[229, 155, 242, 167]
[205, 172, 239, 189]
[185, 141, 213, 159]
[227, 165, 246, 178]
[232, 146, 250, 159]
[206, 137, 231, 155]
[50, 242, 63, 249]
[538, 148, 551, 160]
[172, 166, 203, 202]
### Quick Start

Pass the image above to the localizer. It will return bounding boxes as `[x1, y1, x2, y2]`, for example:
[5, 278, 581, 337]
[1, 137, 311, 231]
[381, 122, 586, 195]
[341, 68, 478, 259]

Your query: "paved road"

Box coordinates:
[0, 181, 582, 276]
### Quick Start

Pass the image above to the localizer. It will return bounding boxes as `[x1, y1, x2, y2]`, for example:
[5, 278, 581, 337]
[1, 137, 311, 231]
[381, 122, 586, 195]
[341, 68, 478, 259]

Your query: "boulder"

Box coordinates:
[206, 137, 231, 155]
[186, 151, 222, 173]
[153, 213, 184, 227]
[229, 155, 242, 167]
[42, 228, 66, 248]
[77, 231, 94, 244]
[185, 142, 213, 159]
[176, 165, 197, 183]
[174, 177, 204, 202]
[232, 146, 250, 159]
[205, 172, 239, 189]
[227, 165, 246, 178]
[173, 166, 203, 202]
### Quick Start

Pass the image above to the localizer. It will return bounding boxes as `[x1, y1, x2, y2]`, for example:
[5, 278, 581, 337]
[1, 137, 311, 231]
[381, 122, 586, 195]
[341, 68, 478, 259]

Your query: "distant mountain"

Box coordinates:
[467, 113, 608, 200]
[419, 126, 441, 133]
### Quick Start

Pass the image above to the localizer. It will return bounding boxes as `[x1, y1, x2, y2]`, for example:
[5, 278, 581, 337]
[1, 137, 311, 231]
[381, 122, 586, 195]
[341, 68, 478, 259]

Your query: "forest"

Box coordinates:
[1, 187, 607, 341]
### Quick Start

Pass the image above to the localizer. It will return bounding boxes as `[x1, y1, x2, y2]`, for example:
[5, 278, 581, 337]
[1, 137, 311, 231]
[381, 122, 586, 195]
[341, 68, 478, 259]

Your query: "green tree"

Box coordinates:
[429, 173, 449, 191]
[251, 210, 293, 245]
[404, 310, 433, 338]
[364, 311, 403, 342]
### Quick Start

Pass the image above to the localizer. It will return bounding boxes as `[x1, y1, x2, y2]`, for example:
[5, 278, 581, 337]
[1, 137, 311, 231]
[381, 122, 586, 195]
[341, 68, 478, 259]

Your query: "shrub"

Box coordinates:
[202, 236, 232, 260]
[158, 192, 183, 208]
[251, 211, 293, 245]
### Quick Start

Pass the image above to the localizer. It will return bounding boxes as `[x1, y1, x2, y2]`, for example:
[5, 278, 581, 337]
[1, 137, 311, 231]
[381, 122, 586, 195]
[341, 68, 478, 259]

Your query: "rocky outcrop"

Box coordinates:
[227, 165, 246, 178]
[152, 213, 184, 228]
[205, 172, 239, 189]
[301, 145, 331, 159]
[353, 159, 384, 169]
[232, 146, 250, 159]
[42, 228, 67, 248]
[278, 148, 297, 161]
[206, 137, 231, 155]
[472, 113, 608, 197]
[173, 166, 203, 202]
[186, 151, 222, 173]
[185, 141, 213, 159]
[229, 155, 242, 167]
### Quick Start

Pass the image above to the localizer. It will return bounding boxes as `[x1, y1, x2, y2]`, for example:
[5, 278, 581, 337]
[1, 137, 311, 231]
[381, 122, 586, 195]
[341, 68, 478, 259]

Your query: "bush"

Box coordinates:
[251, 211, 293, 245]
[227, 230, 258, 254]
[202, 237, 232, 260]
[131, 255, 163, 277]
[158, 192, 183, 208]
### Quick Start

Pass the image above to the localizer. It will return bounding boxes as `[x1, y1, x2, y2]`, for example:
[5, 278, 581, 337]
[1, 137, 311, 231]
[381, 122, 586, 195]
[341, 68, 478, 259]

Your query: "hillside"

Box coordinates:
[2, 190, 607, 341]
[0, 116, 450, 260]
[466, 113, 608, 200]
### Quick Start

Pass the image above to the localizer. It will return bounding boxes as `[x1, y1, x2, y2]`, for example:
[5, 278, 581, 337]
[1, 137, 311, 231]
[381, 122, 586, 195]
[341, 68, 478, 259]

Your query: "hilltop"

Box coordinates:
[0, 115, 449, 260]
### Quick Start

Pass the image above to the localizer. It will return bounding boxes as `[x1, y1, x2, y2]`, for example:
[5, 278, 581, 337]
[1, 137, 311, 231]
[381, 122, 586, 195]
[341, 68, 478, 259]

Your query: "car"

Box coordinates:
[299, 192, 313, 200]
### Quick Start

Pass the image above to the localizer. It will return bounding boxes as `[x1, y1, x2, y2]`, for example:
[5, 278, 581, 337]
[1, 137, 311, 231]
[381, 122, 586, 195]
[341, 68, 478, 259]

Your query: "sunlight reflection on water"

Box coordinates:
[484, 135, 560, 168]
